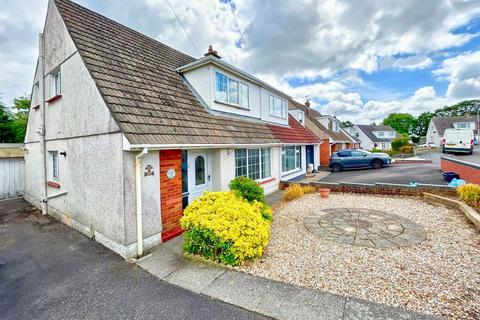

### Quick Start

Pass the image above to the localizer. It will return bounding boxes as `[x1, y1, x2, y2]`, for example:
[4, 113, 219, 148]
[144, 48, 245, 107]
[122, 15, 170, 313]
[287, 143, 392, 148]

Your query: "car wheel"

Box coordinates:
[331, 163, 343, 172]
[372, 159, 383, 169]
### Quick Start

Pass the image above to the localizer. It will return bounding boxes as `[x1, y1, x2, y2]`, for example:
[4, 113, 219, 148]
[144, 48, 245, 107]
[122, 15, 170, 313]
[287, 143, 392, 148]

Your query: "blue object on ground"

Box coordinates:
[448, 178, 466, 187]
[443, 172, 460, 183]
[409, 182, 418, 188]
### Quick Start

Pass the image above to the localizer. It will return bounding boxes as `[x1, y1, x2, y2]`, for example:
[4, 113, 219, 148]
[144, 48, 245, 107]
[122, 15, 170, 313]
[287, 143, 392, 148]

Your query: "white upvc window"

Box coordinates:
[215, 71, 249, 108]
[269, 94, 287, 118]
[282, 146, 301, 173]
[235, 148, 271, 180]
[378, 131, 385, 137]
[53, 70, 62, 96]
[455, 122, 471, 129]
[298, 110, 305, 125]
[49, 151, 59, 181]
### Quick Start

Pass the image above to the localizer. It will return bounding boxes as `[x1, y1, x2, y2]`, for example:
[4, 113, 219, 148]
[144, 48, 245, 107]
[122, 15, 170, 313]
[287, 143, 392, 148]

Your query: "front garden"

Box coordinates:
[180, 177, 480, 318]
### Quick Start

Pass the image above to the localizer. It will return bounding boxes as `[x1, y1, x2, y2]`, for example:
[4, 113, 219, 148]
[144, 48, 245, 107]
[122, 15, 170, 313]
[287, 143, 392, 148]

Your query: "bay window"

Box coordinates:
[269, 94, 287, 118]
[282, 146, 301, 173]
[215, 71, 249, 108]
[235, 148, 271, 180]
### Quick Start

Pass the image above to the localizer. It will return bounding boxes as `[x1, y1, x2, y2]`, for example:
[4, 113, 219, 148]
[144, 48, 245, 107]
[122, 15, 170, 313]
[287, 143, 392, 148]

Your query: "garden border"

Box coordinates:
[280, 180, 456, 197]
[423, 192, 480, 230]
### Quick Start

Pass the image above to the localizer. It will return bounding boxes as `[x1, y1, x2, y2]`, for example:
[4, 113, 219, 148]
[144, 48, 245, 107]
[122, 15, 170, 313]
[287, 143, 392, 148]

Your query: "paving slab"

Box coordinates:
[204, 270, 275, 311]
[164, 262, 226, 294]
[257, 279, 345, 320]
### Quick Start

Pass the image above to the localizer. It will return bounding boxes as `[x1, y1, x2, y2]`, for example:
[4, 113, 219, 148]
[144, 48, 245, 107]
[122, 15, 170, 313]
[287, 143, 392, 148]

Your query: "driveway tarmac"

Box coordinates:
[0, 199, 267, 320]
[319, 164, 446, 185]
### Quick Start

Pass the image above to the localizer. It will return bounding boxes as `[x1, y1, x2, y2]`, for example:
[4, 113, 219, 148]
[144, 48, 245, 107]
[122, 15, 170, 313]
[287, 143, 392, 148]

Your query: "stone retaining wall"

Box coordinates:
[280, 180, 457, 197]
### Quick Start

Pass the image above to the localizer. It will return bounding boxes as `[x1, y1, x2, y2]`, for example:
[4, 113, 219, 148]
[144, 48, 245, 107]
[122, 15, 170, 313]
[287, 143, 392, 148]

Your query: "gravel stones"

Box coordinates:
[238, 193, 480, 319]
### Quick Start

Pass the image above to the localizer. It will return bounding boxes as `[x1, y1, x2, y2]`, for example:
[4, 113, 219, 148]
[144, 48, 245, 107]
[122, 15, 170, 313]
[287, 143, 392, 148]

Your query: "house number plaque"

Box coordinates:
[166, 168, 176, 179]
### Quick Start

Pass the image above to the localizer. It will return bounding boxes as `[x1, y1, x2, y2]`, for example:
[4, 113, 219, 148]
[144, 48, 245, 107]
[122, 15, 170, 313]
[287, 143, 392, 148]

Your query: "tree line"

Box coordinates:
[0, 96, 30, 143]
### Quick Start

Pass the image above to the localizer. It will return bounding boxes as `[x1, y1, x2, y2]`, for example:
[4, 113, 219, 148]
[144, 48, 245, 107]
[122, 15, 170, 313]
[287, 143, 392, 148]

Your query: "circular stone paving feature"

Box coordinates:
[304, 208, 426, 248]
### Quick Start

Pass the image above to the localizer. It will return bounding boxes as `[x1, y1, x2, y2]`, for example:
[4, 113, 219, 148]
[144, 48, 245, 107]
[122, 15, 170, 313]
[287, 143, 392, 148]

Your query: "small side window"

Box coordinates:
[49, 151, 59, 181]
[54, 71, 62, 96]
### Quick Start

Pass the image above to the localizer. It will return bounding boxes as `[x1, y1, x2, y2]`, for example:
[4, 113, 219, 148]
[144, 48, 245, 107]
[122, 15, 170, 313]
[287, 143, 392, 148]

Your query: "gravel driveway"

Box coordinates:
[239, 194, 480, 319]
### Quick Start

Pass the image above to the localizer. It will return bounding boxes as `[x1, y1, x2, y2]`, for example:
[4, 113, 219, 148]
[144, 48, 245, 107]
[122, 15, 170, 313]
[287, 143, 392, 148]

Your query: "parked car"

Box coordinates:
[329, 149, 392, 172]
[442, 128, 474, 154]
[417, 142, 437, 148]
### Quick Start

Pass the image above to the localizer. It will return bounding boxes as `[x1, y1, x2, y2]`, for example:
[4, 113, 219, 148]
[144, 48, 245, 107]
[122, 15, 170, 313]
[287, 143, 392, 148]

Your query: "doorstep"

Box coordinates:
[136, 238, 437, 320]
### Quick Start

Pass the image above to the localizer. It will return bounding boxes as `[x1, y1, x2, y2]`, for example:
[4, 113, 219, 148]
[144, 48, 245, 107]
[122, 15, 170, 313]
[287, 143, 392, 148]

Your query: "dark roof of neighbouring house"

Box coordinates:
[289, 100, 355, 142]
[431, 116, 478, 136]
[53, 0, 318, 146]
[356, 125, 396, 142]
[267, 115, 321, 144]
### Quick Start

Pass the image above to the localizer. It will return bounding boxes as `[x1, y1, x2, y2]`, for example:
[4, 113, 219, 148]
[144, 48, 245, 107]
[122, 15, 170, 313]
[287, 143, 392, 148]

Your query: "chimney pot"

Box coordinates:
[204, 45, 221, 59]
[305, 100, 311, 108]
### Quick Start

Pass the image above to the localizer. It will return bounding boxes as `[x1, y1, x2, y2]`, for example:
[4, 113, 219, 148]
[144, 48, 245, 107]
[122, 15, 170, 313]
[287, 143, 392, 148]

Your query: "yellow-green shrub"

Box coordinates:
[283, 184, 304, 201]
[457, 184, 480, 208]
[301, 185, 317, 194]
[400, 145, 414, 154]
[181, 191, 271, 266]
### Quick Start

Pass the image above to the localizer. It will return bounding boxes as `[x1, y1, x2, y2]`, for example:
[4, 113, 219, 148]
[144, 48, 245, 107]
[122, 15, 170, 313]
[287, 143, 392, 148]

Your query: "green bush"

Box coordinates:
[391, 136, 409, 151]
[181, 192, 272, 266]
[229, 176, 265, 203]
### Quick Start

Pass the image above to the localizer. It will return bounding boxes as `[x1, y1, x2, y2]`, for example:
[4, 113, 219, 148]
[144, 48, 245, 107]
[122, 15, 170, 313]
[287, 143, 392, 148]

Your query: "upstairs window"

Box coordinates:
[215, 71, 249, 108]
[269, 94, 287, 118]
[53, 71, 62, 96]
[378, 131, 385, 137]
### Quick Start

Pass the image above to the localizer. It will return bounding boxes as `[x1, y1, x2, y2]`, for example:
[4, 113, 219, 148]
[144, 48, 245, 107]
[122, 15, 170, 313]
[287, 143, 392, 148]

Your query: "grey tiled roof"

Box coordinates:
[356, 125, 396, 143]
[432, 116, 478, 136]
[289, 101, 355, 142]
[54, 0, 294, 145]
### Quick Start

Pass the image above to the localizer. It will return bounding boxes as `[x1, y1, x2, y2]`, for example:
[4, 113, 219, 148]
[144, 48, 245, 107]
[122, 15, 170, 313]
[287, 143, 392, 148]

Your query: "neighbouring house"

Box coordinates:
[24, 0, 320, 258]
[289, 100, 360, 166]
[349, 125, 397, 151]
[427, 116, 479, 146]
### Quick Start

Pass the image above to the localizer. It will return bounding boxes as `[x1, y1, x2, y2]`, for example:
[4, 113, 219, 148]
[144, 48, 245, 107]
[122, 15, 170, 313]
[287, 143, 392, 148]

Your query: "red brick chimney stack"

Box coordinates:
[205, 45, 221, 59]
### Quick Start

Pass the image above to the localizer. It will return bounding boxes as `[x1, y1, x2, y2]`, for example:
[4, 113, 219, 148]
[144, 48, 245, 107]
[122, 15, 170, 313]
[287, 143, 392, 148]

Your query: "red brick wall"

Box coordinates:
[441, 158, 480, 184]
[320, 140, 331, 166]
[160, 150, 183, 241]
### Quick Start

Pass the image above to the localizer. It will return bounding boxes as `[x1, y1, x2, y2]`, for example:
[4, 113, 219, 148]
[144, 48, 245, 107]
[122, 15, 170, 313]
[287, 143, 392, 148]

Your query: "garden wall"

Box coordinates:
[279, 181, 457, 197]
[441, 157, 480, 184]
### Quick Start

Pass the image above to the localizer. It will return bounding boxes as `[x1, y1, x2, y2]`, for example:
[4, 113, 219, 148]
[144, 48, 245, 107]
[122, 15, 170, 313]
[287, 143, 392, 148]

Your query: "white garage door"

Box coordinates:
[0, 158, 24, 200]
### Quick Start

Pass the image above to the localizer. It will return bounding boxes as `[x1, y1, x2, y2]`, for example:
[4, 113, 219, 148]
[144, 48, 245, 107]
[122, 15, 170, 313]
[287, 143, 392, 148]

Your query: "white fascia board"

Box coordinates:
[124, 142, 320, 151]
[176, 55, 292, 100]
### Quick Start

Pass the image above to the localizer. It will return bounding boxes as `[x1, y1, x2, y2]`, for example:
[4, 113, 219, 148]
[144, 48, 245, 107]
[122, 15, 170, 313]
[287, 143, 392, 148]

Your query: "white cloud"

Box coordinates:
[434, 51, 480, 99]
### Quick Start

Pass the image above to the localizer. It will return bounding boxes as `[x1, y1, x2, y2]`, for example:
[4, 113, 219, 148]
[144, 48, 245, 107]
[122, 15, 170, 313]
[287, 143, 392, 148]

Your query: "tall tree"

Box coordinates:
[11, 96, 30, 143]
[410, 111, 434, 138]
[0, 100, 16, 143]
[434, 99, 480, 117]
[382, 113, 415, 135]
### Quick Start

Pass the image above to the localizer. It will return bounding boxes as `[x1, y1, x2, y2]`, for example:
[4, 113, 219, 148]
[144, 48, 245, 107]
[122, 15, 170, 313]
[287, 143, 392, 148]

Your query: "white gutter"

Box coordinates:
[39, 33, 48, 216]
[124, 142, 320, 152]
[135, 147, 148, 257]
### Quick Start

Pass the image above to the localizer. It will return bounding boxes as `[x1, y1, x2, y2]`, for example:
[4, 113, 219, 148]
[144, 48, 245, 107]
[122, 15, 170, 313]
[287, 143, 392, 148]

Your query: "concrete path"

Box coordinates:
[137, 237, 437, 320]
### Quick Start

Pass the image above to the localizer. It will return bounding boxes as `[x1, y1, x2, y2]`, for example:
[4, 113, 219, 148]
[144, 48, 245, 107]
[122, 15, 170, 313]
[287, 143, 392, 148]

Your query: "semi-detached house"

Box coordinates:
[24, 0, 320, 258]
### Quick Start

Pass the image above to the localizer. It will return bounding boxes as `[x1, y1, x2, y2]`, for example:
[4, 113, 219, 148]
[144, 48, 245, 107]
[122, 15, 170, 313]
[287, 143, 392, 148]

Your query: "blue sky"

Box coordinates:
[1, 0, 479, 123]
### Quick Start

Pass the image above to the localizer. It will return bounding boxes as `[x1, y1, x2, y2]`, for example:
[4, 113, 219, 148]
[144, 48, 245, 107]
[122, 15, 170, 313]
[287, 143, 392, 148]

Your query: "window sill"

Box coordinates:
[214, 99, 250, 110]
[269, 114, 288, 120]
[33, 104, 40, 110]
[46, 94, 62, 104]
[258, 177, 275, 185]
[281, 168, 302, 177]
[47, 181, 61, 188]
